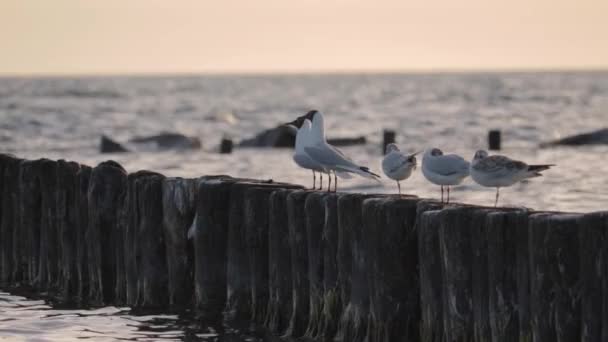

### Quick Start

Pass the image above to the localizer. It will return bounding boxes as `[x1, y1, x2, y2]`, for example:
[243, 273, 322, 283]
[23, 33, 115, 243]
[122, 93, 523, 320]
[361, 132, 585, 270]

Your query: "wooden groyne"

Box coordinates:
[0, 153, 607, 341]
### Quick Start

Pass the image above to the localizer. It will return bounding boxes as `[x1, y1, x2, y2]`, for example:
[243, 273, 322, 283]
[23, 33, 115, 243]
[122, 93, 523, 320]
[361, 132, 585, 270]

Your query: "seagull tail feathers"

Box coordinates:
[526, 164, 555, 178]
[335, 165, 381, 181]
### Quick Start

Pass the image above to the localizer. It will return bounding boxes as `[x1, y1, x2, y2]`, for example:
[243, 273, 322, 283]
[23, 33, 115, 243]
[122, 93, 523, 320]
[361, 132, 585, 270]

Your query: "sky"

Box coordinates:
[1, 0, 607, 75]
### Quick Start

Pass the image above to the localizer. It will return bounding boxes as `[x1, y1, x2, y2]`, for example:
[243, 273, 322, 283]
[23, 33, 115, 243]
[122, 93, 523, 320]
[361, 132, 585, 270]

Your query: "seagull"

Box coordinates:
[292, 119, 328, 189]
[286, 111, 352, 191]
[421, 148, 470, 203]
[470, 150, 554, 207]
[294, 110, 380, 191]
[382, 143, 419, 195]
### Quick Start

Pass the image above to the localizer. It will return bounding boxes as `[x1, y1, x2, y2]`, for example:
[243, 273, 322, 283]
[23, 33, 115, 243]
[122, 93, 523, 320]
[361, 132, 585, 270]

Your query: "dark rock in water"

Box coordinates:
[239, 125, 366, 148]
[239, 125, 296, 148]
[100, 135, 129, 153]
[129, 132, 201, 150]
[540, 128, 608, 147]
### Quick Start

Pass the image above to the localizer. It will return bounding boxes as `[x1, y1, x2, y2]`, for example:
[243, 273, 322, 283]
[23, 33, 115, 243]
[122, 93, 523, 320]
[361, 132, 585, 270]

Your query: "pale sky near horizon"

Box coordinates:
[1, 0, 607, 75]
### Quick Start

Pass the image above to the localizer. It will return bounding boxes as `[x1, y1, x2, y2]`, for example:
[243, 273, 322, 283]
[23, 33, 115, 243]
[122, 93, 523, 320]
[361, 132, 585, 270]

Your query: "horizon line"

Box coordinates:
[1, 66, 607, 79]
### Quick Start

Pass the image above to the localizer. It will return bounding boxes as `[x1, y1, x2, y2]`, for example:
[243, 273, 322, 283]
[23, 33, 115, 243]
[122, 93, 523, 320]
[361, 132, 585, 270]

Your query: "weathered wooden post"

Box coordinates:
[0, 154, 21, 284]
[316, 193, 341, 340]
[303, 192, 328, 338]
[488, 130, 501, 150]
[87, 160, 127, 305]
[382, 130, 396, 154]
[162, 177, 197, 307]
[37, 159, 59, 290]
[529, 213, 582, 341]
[417, 201, 445, 342]
[76, 165, 92, 303]
[18, 159, 42, 286]
[226, 181, 298, 322]
[245, 186, 299, 323]
[335, 193, 381, 342]
[485, 209, 530, 341]
[364, 196, 420, 342]
[266, 188, 299, 334]
[578, 211, 607, 342]
[285, 190, 313, 338]
[55, 160, 82, 301]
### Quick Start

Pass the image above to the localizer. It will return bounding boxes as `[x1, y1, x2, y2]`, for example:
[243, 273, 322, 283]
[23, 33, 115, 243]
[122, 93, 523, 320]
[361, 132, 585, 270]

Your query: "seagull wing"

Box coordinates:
[426, 154, 470, 176]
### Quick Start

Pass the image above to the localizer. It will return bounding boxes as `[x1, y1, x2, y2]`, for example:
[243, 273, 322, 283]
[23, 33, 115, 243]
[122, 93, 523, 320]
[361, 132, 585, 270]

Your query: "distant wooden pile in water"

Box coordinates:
[0, 153, 606, 341]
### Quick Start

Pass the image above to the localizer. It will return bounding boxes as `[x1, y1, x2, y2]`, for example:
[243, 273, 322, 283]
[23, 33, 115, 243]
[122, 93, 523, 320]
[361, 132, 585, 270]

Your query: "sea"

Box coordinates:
[1, 71, 607, 340]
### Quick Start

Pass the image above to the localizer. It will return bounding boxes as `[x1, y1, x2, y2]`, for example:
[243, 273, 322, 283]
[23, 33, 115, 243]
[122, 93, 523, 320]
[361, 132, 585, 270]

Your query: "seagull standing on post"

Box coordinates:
[421, 148, 470, 203]
[382, 143, 419, 195]
[470, 150, 554, 207]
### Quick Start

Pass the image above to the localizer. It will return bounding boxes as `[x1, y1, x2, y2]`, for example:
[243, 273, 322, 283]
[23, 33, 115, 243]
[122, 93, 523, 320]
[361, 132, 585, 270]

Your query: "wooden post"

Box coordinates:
[162, 177, 197, 307]
[417, 200, 445, 342]
[285, 190, 313, 338]
[55, 160, 82, 301]
[529, 213, 582, 341]
[382, 130, 396, 154]
[192, 176, 235, 319]
[579, 212, 608, 342]
[488, 130, 501, 150]
[303, 192, 328, 338]
[317, 193, 341, 340]
[0, 154, 21, 284]
[76, 165, 92, 303]
[220, 137, 233, 154]
[87, 160, 127, 305]
[365, 197, 420, 342]
[266, 188, 299, 334]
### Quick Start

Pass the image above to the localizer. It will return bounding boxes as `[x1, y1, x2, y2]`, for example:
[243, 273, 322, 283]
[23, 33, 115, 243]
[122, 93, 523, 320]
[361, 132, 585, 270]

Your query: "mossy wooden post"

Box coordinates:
[579, 212, 607, 342]
[265, 188, 298, 334]
[417, 201, 445, 342]
[226, 181, 295, 322]
[192, 177, 234, 319]
[364, 197, 420, 342]
[18, 160, 42, 285]
[316, 193, 340, 340]
[76, 165, 92, 303]
[529, 213, 582, 341]
[245, 186, 294, 323]
[284, 190, 312, 338]
[55, 160, 81, 301]
[162, 177, 197, 307]
[335, 194, 380, 342]
[87, 160, 127, 305]
[303, 192, 328, 338]
[0, 154, 24, 284]
[485, 210, 529, 341]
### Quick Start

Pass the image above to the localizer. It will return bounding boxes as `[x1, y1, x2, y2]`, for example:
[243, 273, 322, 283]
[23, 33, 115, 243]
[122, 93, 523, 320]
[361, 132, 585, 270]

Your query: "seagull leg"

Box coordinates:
[312, 171, 316, 190]
[327, 172, 332, 192]
[441, 186, 444, 203]
[397, 181, 401, 196]
[318, 173, 323, 190]
[495, 187, 500, 207]
[447, 186, 450, 204]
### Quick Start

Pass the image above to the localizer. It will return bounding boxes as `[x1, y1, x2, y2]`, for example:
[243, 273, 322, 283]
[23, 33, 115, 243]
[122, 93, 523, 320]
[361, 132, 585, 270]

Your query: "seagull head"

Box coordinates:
[473, 150, 488, 160]
[429, 148, 443, 156]
[385, 143, 399, 154]
[283, 109, 319, 129]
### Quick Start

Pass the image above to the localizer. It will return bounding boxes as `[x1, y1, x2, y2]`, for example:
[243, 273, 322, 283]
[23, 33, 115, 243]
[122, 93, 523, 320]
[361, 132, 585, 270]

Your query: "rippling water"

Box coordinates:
[1, 72, 607, 340]
[0, 288, 280, 341]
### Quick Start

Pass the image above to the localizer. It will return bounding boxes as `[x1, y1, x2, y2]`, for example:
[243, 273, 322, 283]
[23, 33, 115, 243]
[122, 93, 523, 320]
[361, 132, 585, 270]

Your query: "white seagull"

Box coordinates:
[470, 150, 554, 207]
[382, 143, 419, 195]
[292, 119, 328, 189]
[422, 148, 470, 203]
[296, 110, 380, 191]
